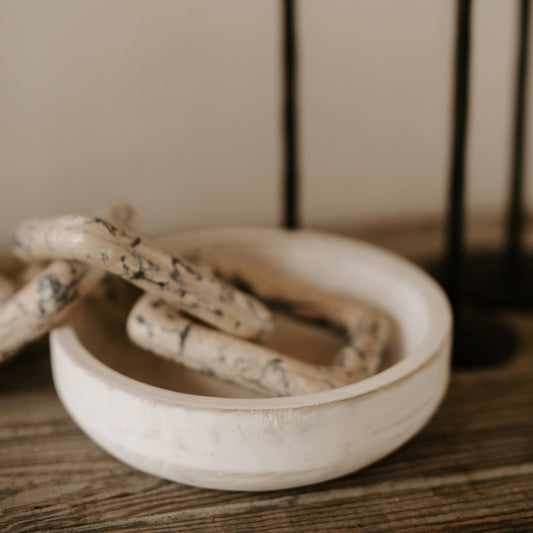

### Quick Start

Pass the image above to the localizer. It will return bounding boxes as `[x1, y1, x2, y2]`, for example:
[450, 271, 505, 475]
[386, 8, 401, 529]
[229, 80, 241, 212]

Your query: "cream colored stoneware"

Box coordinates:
[13, 215, 272, 339]
[50, 227, 452, 491]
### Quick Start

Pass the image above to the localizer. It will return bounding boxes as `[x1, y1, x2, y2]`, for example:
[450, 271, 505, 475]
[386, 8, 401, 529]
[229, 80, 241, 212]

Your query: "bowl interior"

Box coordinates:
[68, 228, 442, 400]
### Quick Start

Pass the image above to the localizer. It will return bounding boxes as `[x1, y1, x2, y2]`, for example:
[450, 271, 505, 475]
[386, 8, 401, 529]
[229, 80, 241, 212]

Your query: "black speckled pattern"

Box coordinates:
[12, 215, 272, 339]
[128, 281, 390, 397]
[0, 205, 138, 365]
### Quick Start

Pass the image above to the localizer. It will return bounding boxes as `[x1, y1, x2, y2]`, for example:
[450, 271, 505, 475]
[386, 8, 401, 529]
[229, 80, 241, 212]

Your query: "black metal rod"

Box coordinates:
[504, 0, 530, 277]
[282, 0, 299, 229]
[444, 0, 472, 311]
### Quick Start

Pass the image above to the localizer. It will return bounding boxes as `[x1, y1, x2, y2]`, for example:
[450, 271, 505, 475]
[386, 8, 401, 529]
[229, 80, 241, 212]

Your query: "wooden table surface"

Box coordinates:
[1, 221, 532, 532]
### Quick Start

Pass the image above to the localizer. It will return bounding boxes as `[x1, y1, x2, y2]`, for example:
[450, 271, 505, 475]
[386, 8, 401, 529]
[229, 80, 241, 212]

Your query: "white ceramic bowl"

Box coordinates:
[50, 227, 452, 491]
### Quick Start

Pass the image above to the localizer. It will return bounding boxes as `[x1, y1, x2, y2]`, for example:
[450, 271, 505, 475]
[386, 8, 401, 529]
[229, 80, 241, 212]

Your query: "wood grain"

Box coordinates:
[1, 223, 532, 532]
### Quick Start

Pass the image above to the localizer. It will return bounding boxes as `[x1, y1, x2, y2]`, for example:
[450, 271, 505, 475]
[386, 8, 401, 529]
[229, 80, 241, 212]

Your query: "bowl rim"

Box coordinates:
[51, 226, 452, 411]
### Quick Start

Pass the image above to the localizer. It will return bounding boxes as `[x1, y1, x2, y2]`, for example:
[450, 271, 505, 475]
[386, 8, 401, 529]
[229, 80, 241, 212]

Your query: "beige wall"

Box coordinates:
[1, 0, 531, 246]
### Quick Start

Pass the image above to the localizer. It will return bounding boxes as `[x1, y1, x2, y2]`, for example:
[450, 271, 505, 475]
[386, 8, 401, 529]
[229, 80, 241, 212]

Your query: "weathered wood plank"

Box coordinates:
[1, 224, 532, 532]
[1, 339, 532, 532]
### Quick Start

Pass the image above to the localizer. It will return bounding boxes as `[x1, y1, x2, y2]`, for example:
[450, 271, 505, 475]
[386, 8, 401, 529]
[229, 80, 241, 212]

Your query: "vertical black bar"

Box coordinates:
[282, 0, 299, 229]
[444, 0, 472, 311]
[504, 0, 530, 277]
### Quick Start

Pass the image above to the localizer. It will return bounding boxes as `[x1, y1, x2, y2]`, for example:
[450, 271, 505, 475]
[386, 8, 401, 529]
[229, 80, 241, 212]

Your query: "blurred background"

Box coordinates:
[0, 0, 530, 246]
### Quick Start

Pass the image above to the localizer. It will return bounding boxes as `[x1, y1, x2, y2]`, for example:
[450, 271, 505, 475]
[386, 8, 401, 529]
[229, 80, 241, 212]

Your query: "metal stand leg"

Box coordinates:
[430, 0, 521, 366]
[282, 0, 299, 230]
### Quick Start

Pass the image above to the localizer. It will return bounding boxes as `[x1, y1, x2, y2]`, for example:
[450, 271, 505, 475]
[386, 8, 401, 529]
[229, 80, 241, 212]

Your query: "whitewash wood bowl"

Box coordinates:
[50, 227, 452, 491]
